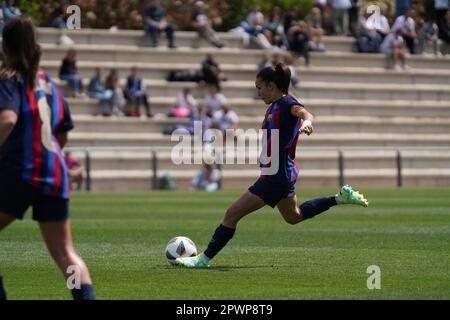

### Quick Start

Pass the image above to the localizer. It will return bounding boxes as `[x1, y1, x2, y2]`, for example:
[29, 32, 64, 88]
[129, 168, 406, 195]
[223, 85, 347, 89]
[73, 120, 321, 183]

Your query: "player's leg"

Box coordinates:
[38, 219, 95, 300]
[277, 195, 302, 225]
[176, 191, 265, 268]
[278, 185, 369, 224]
[0, 212, 15, 300]
[222, 191, 266, 228]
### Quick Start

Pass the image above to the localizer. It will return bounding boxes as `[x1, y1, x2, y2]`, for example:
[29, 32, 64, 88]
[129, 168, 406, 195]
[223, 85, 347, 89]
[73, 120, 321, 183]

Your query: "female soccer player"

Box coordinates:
[0, 16, 95, 300]
[176, 63, 369, 268]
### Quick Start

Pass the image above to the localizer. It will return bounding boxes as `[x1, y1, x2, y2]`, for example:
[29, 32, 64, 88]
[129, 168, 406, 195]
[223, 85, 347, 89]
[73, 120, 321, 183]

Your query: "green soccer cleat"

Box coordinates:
[337, 185, 369, 207]
[175, 253, 210, 268]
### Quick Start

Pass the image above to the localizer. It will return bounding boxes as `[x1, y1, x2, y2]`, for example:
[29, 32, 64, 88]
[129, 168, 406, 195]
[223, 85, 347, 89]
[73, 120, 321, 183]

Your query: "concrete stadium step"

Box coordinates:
[37, 28, 354, 52]
[82, 168, 450, 191]
[67, 97, 450, 118]
[70, 149, 450, 172]
[37, 28, 245, 49]
[40, 60, 450, 85]
[66, 132, 450, 148]
[40, 44, 450, 69]
[56, 79, 450, 101]
[72, 114, 450, 134]
[310, 51, 450, 69]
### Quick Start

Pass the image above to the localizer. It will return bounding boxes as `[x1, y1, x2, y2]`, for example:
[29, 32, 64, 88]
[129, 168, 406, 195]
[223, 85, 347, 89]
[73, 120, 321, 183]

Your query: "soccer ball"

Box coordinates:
[165, 236, 197, 265]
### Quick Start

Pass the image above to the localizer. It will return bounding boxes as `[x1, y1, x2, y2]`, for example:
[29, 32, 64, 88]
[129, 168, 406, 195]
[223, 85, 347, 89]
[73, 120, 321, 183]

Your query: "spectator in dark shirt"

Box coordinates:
[88, 68, 114, 116]
[49, 3, 68, 29]
[201, 53, 227, 91]
[59, 48, 84, 98]
[125, 66, 152, 117]
[288, 21, 311, 66]
[143, 0, 176, 48]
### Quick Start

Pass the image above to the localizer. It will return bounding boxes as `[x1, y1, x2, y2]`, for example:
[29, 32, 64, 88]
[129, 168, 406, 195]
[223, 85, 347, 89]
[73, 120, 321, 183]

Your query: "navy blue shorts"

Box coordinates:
[248, 177, 296, 208]
[0, 172, 69, 222]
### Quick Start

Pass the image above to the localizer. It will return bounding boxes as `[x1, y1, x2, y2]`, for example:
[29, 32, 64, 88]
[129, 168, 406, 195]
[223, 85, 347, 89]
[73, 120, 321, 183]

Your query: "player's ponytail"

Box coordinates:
[1, 16, 41, 89]
[257, 62, 291, 94]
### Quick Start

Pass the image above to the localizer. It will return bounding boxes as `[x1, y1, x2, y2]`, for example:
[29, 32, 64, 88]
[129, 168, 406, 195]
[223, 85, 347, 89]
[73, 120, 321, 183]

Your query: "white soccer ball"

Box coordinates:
[165, 236, 197, 265]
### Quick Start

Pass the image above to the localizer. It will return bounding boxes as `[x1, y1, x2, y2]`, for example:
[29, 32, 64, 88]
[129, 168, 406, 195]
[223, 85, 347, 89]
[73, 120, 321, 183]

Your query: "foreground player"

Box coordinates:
[176, 63, 369, 268]
[0, 16, 95, 300]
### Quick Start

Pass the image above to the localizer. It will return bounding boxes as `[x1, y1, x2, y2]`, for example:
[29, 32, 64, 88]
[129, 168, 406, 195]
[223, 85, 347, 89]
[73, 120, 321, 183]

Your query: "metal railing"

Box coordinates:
[64, 146, 450, 191]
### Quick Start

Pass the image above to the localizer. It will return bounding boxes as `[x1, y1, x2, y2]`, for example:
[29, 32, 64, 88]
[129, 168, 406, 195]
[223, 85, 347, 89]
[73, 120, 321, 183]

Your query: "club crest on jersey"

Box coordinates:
[266, 114, 273, 121]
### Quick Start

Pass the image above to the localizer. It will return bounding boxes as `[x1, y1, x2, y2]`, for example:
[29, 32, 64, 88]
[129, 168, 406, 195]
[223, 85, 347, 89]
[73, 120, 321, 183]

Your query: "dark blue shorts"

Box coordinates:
[248, 177, 296, 208]
[0, 172, 69, 222]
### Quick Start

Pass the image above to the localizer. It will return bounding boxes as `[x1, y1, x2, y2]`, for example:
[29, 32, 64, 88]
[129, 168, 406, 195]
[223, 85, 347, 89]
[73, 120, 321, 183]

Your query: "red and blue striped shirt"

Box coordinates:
[0, 70, 74, 199]
[260, 94, 303, 183]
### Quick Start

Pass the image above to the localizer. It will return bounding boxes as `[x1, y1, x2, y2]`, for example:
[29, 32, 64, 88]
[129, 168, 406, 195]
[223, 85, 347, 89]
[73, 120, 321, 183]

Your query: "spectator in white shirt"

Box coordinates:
[380, 29, 408, 71]
[212, 104, 239, 132]
[204, 84, 227, 113]
[392, 9, 417, 53]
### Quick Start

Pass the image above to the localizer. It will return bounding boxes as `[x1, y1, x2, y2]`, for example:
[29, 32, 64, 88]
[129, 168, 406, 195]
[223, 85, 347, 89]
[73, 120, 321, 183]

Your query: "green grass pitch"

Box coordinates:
[1, 188, 449, 299]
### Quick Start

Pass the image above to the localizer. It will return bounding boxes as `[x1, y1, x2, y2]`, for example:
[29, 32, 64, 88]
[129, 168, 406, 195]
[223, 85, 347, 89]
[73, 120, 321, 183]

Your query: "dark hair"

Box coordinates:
[256, 63, 291, 94]
[1, 16, 42, 89]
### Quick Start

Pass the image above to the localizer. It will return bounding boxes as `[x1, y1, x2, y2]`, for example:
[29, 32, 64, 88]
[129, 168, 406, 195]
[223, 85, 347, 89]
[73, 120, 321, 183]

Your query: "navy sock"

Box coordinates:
[71, 284, 95, 300]
[299, 196, 337, 221]
[204, 224, 236, 260]
[0, 277, 6, 300]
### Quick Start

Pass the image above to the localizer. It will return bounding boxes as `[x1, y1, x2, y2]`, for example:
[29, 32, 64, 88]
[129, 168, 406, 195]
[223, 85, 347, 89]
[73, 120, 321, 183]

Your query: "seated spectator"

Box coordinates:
[241, 4, 273, 49]
[169, 88, 199, 119]
[2, 0, 21, 25]
[439, 10, 450, 55]
[264, 6, 287, 48]
[380, 29, 408, 71]
[374, 8, 390, 40]
[64, 151, 84, 191]
[49, 3, 68, 28]
[418, 19, 441, 55]
[191, 1, 224, 48]
[392, 9, 417, 54]
[124, 66, 152, 117]
[288, 20, 311, 66]
[143, 0, 176, 48]
[283, 6, 299, 40]
[211, 104, 239, 132]
[105, 69, 125, 116]
[88, 68, 114, 116]
[201, 53, 227, 90]
[204, 84, 227, 114]
[191, 163, 222, 192]
[306, 7, 326, 52]
[59, 48, 84, 98]
[355, 10, 382, 53]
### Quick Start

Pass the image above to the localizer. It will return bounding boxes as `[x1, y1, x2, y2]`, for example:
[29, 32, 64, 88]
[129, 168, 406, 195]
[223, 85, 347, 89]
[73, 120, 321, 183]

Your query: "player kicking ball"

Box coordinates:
[176, 63, 369, 268]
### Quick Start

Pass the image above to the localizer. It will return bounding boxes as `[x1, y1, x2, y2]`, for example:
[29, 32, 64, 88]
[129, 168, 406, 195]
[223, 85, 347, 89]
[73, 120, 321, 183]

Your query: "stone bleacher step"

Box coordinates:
[67, 97, 450, 118]
[55, 79, 450, 101]
[40, 60, 450, 85]
[37, 27, 354, 52]
[71, 114, 450, 134]
[39, 43, 450, 69]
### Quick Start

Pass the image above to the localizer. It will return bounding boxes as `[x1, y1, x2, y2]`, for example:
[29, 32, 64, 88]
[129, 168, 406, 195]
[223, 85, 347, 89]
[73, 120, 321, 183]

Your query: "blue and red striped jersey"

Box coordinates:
[260, 94, 303, 183]
[0, 70, 74, 199]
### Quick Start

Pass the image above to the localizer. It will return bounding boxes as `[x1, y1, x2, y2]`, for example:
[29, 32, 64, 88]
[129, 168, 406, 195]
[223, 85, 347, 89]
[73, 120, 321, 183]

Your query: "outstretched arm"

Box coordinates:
[291, 104, 314, 135]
